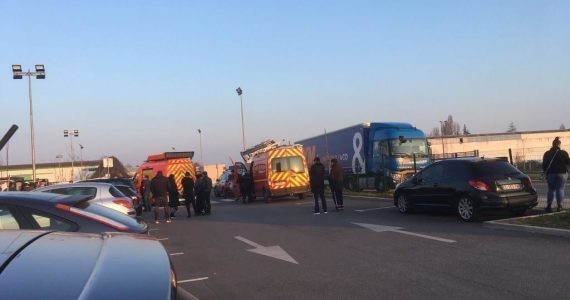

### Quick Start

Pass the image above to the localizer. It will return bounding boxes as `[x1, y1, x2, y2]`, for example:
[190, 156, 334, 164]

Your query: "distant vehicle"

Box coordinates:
[0, 192, 147, 233]
[214, 169, 237, 198]
[394, 157, 538, 221]
[33, 182, 135, 216]
[133, 151, 197, 196]
[296, 122, 430, 191]
[237, 140, 310, 202]
[0, 230, 187, 299]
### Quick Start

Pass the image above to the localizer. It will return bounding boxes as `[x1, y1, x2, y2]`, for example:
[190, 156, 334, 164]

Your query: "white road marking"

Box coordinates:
[295, 201, 312, 206]
[234, 236, 299, 264]
[219, 198, 236, 202]
[354, 207, 395, 212]
[157, 238, 169, 241]
[351, 222, 456, 243]
[170, 252, 184, 256]
[178, 277, 209, 283]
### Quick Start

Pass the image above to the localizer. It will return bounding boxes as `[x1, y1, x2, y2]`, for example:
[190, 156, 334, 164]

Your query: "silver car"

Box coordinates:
[33, 182, 135, 216]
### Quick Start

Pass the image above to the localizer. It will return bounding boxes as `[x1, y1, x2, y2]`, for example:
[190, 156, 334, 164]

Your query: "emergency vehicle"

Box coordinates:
[133, 152, 196, 194]
[236, 140, 310, 202]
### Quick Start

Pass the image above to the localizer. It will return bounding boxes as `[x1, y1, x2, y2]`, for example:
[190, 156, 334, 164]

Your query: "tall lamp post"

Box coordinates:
[64, 130, 79, 181]
[439, 120, 448, 158]
[12, 64, 46, 182]
[79, 144, 84, 180]
[236, 87, 246, 151]
[197, 129, 203, 164]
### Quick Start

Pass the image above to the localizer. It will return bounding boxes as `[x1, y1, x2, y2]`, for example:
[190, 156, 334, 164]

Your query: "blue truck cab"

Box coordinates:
[296, 122, 430, 191]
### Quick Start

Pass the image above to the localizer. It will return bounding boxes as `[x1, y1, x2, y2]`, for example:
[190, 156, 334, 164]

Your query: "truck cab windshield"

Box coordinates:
[271, 156, 305, 173]
[389, 139, 428, 157]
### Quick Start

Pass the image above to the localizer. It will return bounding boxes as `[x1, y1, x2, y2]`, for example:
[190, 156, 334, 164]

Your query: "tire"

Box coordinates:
[397, 194, 411, 214]
[457, 196, 477, 222]
[262, 188, 271, 203]
[512, 208, 528, 217]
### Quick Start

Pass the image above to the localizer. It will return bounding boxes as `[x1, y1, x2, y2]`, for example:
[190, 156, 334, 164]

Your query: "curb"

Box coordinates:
[484, 212, 570, 238]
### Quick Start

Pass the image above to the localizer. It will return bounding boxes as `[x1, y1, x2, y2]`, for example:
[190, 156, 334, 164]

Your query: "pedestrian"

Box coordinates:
[195, 173, 204, 215]
[309, 157, 327, 215]
[203, 171, 213, 215]
[238, 171, 252, 204]
[181, 172, 196, 217]
[542, 137, 570, 212]
[168, 174, 180, 218]
[330, 158, 344, 210]
[141, 175, 152, 211]
[150, 171, 171, 223]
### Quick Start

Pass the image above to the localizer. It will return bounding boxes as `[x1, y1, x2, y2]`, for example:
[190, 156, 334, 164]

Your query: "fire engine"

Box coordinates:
[235, 140, 310, 202]
[133, 152, 196, 194]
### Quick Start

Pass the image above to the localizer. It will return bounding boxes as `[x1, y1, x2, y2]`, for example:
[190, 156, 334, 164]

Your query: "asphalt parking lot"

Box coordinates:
[142, 195, 570, 300]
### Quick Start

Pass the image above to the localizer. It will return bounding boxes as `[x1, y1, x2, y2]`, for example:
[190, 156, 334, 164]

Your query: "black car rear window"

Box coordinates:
[74, 201, 142, 228]
[473, 160, 521, 177]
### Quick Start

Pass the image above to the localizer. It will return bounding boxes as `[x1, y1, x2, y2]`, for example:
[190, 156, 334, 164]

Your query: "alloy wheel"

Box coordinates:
[458, 197, 474, 221]
[397, 194, 409, 213]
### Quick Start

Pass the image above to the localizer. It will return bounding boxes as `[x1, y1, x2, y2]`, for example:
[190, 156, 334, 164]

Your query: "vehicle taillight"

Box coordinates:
[468, 179, 490, 192]
[113, 198, 133, 209]
[521, 177, 534, 189]
[56, 203, 129, 231]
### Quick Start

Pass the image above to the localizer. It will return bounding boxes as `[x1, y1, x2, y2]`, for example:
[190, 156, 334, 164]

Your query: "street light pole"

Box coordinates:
[198, 129, 203, 164]
[236, 87, 246, 151]
[79, 144, 84, 180]
[12, 64, 46, 182]
[64, 130, 79, 181]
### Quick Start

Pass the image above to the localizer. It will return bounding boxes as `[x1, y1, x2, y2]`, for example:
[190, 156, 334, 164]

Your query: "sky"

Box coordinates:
[1, 0, 569, 167]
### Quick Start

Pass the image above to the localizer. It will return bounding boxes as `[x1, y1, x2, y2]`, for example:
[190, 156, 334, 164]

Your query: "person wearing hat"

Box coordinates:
[542, 137, 570, 212]
[309, 156, 327, 215]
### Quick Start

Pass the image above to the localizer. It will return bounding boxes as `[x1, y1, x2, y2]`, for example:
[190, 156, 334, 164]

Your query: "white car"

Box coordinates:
[33, 182, 135, 216]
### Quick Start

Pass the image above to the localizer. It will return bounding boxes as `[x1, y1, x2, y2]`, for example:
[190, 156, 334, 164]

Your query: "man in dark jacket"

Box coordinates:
[150, 171, 171, 223]
[329, 158, 344, 210]
[309, 157, 327, 214]
[542, 137, 570, 212]
[203, 171, 213, 215]
[181, 172, 196, 217]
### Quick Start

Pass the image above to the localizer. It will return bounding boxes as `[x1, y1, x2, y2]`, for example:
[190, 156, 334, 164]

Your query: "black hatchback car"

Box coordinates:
[394, 158, 538, 221]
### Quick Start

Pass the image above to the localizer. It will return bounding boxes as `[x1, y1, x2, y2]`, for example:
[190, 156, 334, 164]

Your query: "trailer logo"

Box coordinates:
[352, 132, 364, 174]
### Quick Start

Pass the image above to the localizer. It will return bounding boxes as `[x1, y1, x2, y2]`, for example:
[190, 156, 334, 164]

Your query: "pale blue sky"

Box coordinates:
[1, 0, 569, 166]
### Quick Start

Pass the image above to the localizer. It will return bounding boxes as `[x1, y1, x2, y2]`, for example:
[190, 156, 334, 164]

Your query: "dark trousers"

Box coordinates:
[333, 183, 344, 207]
[204, 191, 211, 214]
[195, 192, 204, 214]
[184, 194, 195, 216]
[153, 196, 171, 221]
[313, 188, 327, 213]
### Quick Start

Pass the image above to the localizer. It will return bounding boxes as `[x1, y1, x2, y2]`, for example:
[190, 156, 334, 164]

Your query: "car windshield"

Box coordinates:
[389, 139, 428, 157]
[271, 156, 305, 173]
[74, 201, 142, 228]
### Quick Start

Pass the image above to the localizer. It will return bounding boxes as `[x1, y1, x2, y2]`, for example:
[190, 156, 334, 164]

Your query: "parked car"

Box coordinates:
[0, 230, 192, 299]
[33, 182, 135, 216]
[0, 192, 147, 234]
[394, 157, 538, 221]
[80, 177, 137, 191]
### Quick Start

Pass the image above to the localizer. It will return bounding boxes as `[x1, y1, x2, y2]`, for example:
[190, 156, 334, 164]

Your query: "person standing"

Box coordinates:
[238, 171, 252, 204]
[203, 171, 213, 215]
[542, 137, 570, 212]
[330, 158, 344, 210]
[151, 171, 171, 223]
[141, 175, 152, 212]
[168, 174, 180, 218]
[181, 172, 196, 217]
[195, 173, 204, 215]
[309, 157, 327, 215]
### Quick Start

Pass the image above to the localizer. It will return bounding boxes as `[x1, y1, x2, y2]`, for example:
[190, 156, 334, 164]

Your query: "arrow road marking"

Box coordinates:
[235, 236, 299, 264]
[351, 222, 456, 243]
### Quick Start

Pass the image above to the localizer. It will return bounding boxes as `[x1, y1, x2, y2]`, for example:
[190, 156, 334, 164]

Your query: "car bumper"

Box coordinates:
[476, 192, 538, 210]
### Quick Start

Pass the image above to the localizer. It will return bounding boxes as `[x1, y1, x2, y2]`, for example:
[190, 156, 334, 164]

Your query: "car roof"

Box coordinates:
[436, 157, 508, 164]
[0, 230, 171, 299]
[33, 182, 115, 190]
[0, 192, 92, 205]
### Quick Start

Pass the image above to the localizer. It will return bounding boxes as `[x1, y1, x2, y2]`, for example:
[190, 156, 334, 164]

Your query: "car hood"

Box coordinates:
[0, 231, 173, 299]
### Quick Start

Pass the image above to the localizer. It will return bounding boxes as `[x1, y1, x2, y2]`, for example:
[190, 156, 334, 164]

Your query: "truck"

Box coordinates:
[296, 122, 430, 191]
[235, 140, 310, 202]
[133, 152, 197, 195]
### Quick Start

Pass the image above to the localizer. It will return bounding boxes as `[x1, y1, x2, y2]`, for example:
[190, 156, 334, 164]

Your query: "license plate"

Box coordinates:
[501, 184, 521, 191]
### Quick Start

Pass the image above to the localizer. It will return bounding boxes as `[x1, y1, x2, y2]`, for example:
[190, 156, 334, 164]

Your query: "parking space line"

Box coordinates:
[355, 207, 395, 212]
[178, 277, 209, 284]
[170, 252, 184, 256]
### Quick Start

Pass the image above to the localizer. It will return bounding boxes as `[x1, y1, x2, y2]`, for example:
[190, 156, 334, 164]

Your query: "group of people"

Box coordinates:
[140, 170, 213, 224]
[309, 157, 344, 215]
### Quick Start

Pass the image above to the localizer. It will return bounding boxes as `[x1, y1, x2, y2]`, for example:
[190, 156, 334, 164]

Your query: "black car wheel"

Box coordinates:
[457, 196, 477, 221]
[397, 194, 411, 214]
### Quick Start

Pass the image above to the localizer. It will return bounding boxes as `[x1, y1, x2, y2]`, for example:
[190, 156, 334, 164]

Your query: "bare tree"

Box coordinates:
[560, 123, 566, 130]
[429, 127, 441, 137]
[507, 121, 517, 133]
[462, 124, 471, 135]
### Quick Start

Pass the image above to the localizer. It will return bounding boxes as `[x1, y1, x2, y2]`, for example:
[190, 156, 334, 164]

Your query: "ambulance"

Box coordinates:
[133, 152, 196, 194]
[236, 140, 310, 202]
